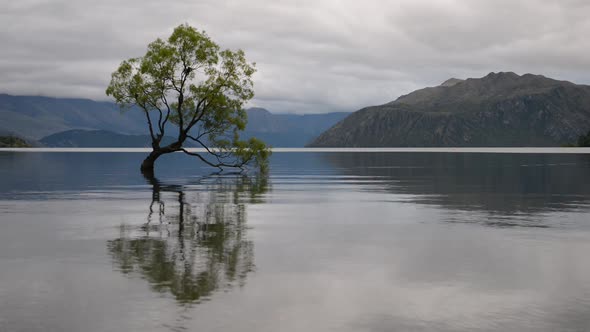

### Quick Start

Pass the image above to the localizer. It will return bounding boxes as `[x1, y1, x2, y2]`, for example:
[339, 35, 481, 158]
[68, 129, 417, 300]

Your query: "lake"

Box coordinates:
[1, 150, 590, 331]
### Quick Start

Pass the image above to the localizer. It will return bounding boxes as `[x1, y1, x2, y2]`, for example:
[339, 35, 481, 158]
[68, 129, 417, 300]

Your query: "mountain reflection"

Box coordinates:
[107, 173, 268, 304]
[323, 152, 590, 216]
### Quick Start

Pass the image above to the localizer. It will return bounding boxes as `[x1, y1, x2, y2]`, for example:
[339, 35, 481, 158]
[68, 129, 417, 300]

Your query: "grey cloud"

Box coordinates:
[1, 0, 589, 113]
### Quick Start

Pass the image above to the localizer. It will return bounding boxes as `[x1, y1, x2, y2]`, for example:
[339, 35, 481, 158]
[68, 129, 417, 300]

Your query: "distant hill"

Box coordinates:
[0, 94, 349, 147]
[0, 94, 147, 139]
[242, 108, 349, 147]
[309, 72, 590, 147]
[39, 130, 196, 148]
[0, 136, 32, 147]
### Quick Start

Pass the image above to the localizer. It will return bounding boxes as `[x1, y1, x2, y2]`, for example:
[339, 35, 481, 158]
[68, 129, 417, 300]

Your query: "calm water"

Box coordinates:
[1, 151, 590, 331]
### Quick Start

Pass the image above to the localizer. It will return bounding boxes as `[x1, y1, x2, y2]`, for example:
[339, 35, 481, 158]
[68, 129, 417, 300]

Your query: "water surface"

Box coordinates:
[1, 151, 590, 331]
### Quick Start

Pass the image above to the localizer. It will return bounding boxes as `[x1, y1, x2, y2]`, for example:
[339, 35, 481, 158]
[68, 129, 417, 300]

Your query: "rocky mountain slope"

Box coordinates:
[309, 72, 590, 147]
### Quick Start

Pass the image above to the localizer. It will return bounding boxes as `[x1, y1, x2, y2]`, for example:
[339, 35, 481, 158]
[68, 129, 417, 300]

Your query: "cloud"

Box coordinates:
[1, 0, 589, 113]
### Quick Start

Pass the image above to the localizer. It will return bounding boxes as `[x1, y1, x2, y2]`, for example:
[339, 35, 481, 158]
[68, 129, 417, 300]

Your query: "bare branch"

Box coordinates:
[159, 94, 172, 135]
[180, 148, 250, 171]
[186, 134, 225, 164]
[137, 100, 157, 143]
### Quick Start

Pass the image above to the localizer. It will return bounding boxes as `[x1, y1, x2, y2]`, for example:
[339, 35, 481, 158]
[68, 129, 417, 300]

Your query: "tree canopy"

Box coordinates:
[106, 24, 270, 174]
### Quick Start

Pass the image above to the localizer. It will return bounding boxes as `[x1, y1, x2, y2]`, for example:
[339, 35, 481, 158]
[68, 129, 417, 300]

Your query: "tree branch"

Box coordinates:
[159, 94, 172, 135]
[138, 101, 157, 143]
[183, 68, 235, 136]
[180, 148, 250, 171]
[186, 134, 226, 164]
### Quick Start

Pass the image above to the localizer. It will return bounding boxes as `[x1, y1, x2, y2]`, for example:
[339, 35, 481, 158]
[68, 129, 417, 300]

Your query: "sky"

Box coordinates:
[1, 0, 590, 114]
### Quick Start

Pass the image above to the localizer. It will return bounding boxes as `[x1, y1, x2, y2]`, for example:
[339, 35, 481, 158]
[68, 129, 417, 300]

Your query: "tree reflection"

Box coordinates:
[107, 172, 268, 304]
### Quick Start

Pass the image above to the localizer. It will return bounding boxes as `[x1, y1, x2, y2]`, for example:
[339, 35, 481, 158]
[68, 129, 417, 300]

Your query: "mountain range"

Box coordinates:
[0, 94, 349, 147]
[5, 72, 590, 148]
[310, 72, 590, 147]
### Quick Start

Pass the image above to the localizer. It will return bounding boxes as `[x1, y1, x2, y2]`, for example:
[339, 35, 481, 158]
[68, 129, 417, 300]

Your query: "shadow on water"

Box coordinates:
[106, 172, 269, 305]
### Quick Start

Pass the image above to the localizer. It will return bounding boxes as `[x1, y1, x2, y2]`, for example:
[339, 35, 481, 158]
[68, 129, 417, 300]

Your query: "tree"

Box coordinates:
[106, 24, 270, 175]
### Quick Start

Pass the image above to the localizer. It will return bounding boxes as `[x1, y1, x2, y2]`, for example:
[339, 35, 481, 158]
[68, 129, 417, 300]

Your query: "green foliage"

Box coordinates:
[233, 137, 272, 173]
[0, 136, 31, 148]
[106, 23, 270, 171]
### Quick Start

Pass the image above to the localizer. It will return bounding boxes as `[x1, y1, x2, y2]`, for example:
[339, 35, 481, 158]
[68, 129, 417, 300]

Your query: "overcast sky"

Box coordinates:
[1, 0, 590, 113]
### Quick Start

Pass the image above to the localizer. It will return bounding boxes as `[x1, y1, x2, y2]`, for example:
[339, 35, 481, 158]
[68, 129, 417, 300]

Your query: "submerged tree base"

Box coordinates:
[140, 150, 162, 176]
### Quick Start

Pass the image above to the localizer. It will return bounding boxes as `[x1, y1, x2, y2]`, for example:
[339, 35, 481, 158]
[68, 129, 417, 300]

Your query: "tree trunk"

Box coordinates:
[140, 143, 183, 176]
[140, 149, 163, 176]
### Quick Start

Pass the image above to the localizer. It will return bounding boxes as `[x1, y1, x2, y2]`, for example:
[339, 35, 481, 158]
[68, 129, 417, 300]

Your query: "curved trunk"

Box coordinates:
[140, 149, 164, 176]
[140, 143, 183, 176]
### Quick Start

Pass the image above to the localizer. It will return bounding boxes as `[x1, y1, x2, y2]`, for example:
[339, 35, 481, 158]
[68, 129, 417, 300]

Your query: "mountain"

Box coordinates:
[309, 72, 590, 147]
[242, 108, 349, 147]
[0, 94, 349, 147]
[39, 130, 196, 148]
[0, 94, 147, 139]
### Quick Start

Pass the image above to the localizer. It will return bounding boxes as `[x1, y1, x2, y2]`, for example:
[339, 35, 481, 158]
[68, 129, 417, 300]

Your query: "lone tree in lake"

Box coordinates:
[106, 24, 270, 175]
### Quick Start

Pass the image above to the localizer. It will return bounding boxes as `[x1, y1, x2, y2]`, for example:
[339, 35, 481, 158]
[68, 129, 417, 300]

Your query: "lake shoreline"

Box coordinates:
[2, 147, 590, 154]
